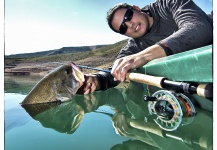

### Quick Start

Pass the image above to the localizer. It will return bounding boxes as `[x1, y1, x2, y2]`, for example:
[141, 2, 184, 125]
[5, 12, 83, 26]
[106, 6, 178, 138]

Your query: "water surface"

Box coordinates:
[4, 75, 213, 150]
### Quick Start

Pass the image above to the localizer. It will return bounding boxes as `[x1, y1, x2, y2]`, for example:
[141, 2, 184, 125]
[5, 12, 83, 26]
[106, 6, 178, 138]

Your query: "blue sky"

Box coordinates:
[4, 0, 213, 55]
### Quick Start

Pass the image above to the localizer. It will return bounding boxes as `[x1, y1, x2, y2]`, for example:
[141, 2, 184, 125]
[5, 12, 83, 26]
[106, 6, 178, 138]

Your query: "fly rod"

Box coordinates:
[77, 65, 213, 100]
[77, 65, 110, 73]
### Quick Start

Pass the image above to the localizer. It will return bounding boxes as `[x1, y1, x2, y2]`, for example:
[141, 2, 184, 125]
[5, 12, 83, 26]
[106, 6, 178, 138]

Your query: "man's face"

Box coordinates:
[111, 8, 150, 38]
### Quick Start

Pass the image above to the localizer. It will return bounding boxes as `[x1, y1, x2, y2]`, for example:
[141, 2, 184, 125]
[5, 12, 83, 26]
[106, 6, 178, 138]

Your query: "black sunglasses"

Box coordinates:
[118, 8, 134, 34]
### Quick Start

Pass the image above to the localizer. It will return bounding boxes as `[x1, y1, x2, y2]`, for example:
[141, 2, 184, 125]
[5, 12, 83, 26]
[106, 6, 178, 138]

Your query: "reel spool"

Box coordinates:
[147, 90, 196, 131]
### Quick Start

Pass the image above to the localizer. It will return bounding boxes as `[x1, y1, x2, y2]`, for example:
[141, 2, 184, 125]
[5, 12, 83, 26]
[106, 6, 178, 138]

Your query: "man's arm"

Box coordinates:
[155, 0, 213, 53]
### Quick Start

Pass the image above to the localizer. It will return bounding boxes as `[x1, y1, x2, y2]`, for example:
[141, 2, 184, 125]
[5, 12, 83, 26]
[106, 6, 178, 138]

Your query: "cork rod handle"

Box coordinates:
[126, 73, 165, 89]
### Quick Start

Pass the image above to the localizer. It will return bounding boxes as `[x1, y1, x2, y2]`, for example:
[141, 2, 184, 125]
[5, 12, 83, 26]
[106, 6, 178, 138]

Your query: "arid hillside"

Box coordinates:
[5, 40, 128, 76]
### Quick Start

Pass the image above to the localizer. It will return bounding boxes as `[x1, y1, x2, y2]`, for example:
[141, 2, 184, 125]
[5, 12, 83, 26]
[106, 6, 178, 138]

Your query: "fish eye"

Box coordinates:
[65, 68, 71, 74]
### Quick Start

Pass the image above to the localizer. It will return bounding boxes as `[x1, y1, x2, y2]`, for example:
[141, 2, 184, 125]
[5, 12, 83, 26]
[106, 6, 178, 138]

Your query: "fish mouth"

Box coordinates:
[60, 62, 85, 99]
[70, 62, 85, 87]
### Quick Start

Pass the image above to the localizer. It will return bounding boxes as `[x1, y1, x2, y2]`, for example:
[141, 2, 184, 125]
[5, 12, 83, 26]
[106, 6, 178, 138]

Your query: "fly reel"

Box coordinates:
[146, 90, 196, 131]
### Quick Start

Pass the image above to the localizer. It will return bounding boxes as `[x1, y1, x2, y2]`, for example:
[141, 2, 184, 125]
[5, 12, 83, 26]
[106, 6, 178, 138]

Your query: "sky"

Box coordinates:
[4, 0, 213, 55]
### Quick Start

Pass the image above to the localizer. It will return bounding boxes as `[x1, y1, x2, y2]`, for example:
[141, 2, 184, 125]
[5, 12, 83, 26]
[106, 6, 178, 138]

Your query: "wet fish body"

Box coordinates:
[21, 63, 84, 104]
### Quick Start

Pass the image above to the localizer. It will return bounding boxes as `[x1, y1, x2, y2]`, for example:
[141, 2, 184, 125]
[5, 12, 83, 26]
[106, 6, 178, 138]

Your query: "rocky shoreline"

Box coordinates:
[5, 56, 115, 77]
[5, 62, 57, 76]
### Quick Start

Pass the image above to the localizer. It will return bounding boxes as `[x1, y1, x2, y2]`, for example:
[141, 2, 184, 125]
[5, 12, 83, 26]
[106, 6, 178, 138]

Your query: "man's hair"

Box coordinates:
[106, 3, 132, 33]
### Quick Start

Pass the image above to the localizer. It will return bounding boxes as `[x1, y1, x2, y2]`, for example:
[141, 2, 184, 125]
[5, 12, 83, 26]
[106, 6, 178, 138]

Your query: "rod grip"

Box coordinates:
[197, 83, 213, 100]
[126, 73, 165, 88]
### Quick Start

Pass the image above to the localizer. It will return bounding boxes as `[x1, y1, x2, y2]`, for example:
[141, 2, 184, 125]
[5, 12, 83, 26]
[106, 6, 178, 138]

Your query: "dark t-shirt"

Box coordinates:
[98, 0, 213, 90]
[117, 0, 212, 59]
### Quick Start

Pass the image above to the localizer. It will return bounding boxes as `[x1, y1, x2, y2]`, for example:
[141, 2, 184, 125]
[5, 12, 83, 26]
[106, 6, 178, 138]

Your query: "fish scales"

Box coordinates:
[21, 63, 84, 104]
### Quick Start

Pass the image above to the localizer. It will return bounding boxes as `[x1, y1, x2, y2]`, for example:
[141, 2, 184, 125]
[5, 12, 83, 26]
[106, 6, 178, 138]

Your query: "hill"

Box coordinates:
[5, 39, 128, 75]
[5, 45, 107, 58]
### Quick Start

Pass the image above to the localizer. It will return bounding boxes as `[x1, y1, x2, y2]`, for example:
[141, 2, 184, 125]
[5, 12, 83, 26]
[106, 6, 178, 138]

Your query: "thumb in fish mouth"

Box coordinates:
[70, 62, 85, 88]
[62, 62, 86, 96]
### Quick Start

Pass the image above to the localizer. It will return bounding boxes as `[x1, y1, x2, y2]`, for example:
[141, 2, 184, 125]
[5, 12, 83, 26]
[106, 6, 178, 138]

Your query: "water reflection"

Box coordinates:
[4, 75, 42, 94]
[110, 83, 213, 150]
[4, 76, 43, 132]
[22, 101, 84, 134]
[5, 76, 213, 150]
[21, 88, 125, 134]
[5, 104, 31, 132]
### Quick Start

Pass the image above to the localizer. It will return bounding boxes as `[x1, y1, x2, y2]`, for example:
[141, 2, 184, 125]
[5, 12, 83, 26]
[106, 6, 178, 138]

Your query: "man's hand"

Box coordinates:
[111, 53, 145, 82]
[77, 74, 100, 94]
[111, 45, 166, 82]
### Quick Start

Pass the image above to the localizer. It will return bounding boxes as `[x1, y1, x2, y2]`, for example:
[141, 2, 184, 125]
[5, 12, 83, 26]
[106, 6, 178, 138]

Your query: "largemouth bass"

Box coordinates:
[21, 62, 84, 104]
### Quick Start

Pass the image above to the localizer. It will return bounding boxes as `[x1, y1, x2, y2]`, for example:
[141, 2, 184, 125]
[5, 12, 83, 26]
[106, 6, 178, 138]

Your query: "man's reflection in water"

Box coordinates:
[76, 84, 163, 150]
[78, 82, 212, 150]
[22, 82, 213, 150]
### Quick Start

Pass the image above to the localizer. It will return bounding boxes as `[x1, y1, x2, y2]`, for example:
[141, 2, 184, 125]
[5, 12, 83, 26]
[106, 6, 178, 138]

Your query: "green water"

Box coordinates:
[4, 76, 213, 150]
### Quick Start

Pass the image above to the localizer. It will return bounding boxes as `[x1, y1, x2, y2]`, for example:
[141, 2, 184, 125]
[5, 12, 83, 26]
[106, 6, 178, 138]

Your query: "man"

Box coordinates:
[78, 0, 213, 94]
